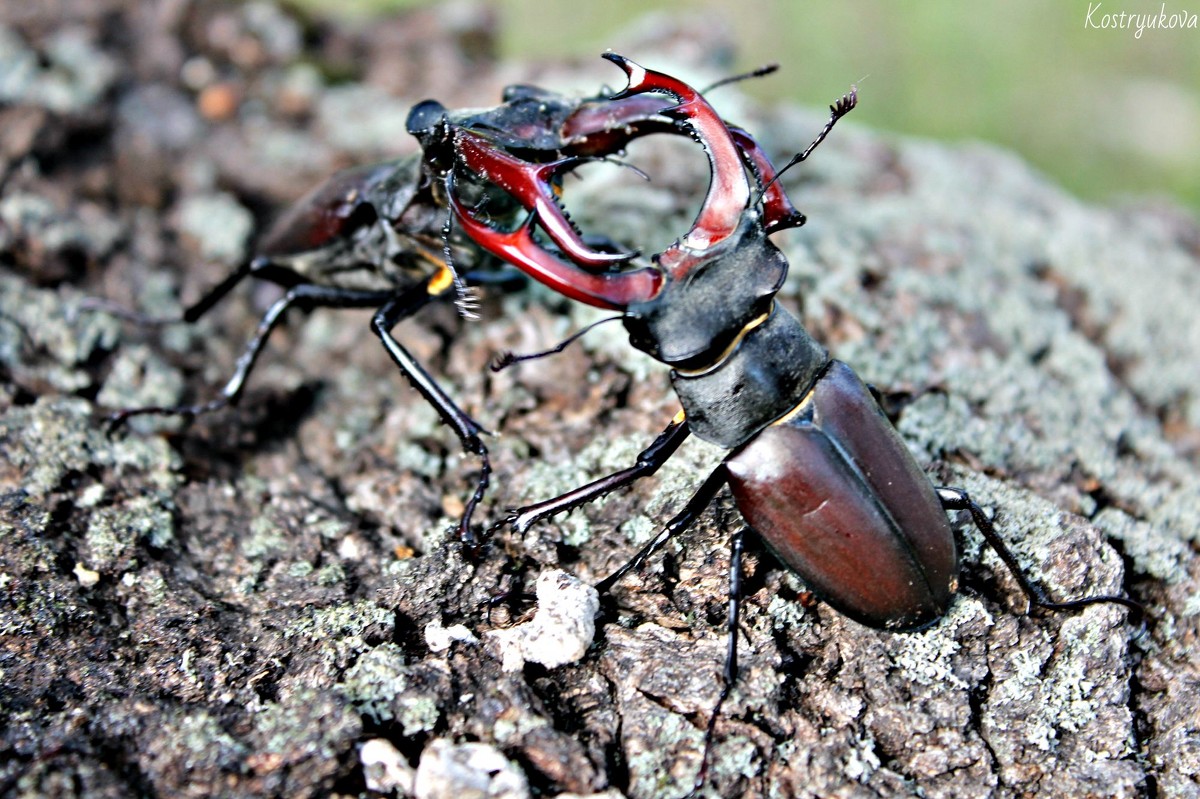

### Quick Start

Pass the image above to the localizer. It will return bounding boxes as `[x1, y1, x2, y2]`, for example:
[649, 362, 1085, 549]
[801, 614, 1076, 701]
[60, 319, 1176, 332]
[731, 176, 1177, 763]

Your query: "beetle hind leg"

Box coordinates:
[936, 486, 1143, 622]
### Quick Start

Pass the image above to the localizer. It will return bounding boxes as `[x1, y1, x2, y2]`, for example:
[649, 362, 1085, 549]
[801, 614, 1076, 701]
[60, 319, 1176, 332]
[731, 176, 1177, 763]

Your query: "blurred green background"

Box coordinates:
[308, 0, 1199, 211]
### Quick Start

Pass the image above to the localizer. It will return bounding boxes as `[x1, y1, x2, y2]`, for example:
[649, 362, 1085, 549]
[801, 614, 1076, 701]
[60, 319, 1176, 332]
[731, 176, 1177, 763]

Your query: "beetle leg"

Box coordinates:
[106, 268, 492, 549]
[693, 525, 746, 794]
[503, 414, 690, 534]
[106, 283, 397, 427]
[588, 462, 745, 794]
[372, 283, 492, 552]
[182, 257, 265, 323]
[76, 256, 270, 327]
[595, 464, 728, 593]
[936, 487, 1143, 621]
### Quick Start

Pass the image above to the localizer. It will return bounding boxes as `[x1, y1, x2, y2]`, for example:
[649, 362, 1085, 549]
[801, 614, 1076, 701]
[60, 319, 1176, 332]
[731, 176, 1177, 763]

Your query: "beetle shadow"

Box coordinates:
[163, 381, 323, 483]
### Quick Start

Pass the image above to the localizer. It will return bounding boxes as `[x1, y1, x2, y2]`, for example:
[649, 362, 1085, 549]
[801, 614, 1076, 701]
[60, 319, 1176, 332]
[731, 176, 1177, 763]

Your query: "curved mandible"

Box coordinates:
[452, 129, 634, 269]
[558, 94, 678, 154]
[603, 53, 752, 273]
[727, 127, 806, 234]
[446, 173, 663, 310]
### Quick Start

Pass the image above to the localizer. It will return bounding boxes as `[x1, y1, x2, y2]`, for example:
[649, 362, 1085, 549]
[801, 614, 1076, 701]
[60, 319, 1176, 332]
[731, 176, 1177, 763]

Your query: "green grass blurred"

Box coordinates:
[303, 0, 1200, 211]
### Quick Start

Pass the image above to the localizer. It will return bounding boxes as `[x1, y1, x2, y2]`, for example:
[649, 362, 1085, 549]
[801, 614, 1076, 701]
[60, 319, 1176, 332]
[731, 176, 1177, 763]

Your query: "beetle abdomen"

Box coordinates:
[726, 360, 959, 630]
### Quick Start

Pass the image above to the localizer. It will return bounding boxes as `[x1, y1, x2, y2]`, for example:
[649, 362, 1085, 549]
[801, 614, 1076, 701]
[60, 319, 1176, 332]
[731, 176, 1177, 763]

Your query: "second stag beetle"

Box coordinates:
[434, 54, 1141, 785]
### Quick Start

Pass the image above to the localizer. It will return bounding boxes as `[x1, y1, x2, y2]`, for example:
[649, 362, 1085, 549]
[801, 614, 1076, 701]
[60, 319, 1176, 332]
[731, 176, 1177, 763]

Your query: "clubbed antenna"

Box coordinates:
[441, 212, 480, 320]
[757, 86, 858, 202]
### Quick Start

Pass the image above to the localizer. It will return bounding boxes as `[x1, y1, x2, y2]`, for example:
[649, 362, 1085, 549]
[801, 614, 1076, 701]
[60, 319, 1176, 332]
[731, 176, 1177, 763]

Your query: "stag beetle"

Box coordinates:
[434, 54, 1141, 788]
[439, 53, 1139, 624]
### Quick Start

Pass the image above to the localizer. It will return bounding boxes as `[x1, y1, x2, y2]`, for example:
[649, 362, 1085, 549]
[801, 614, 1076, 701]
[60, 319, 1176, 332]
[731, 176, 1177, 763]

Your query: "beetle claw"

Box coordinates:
[600, 54, 751, 271]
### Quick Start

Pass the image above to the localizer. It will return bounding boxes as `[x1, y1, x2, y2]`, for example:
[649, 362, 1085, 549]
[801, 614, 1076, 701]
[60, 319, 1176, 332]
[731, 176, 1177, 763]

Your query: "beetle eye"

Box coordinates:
[406, 99, 447, 136]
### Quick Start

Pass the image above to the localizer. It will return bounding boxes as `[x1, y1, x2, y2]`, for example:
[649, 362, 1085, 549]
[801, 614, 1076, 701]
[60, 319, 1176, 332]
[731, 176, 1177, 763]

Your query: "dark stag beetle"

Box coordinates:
[101, 55, 792, 553]
[437, 53, 1142, 625]
[431, 54, 1143, 788]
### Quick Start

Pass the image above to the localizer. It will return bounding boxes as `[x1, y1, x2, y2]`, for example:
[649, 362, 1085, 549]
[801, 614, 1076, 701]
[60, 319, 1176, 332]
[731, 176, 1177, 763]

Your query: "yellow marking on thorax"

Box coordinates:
[771, 385, 817, 427]
[671, 307, 772, 377]
[427, 261, 454, 295]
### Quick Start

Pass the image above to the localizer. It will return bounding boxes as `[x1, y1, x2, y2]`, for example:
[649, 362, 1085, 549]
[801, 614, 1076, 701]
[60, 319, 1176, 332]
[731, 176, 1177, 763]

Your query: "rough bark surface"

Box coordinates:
[1, 3, 1197, 799]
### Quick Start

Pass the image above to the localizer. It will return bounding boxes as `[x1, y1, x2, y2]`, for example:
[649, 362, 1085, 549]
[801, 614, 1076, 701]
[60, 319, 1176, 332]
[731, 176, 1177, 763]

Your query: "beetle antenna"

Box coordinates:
[701, 63, 779, 94]
[490, 315, 622, 371]
[455, 284, 482, 319]
[441, 207, 481, 320]
[754, 85, 858, 206]
[597, 156, 651, 183]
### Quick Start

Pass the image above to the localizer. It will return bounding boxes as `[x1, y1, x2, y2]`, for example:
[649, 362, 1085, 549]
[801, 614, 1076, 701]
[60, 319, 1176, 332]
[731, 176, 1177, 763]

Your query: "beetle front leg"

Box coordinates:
[936, 486, 1143, 620]
[373, 290, 491, 552]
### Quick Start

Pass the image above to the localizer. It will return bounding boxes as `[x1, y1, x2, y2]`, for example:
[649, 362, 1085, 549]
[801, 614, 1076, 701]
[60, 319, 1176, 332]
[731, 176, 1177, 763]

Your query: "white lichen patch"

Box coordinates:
[890, 597, 992, 688]
[414, 739, 529, 799]
[360, 738, 415, 795]
[484, 570, 599, 672]
[424, 619, 479, 653]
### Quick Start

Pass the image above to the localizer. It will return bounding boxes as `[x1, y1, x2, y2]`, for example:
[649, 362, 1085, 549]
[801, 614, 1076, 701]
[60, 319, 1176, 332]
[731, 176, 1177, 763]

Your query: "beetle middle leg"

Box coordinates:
[107, 282, 397, 426]
[372, 286, 493, 551]
[76, 256, 263, 327]
[693, 524, 746, 795]
[587, 465, 744, 796]
[936, 486, 1144, 620]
